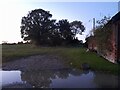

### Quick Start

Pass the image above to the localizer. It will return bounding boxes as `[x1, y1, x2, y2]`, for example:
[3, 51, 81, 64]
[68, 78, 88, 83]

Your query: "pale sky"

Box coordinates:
[0, 0, 119, 43]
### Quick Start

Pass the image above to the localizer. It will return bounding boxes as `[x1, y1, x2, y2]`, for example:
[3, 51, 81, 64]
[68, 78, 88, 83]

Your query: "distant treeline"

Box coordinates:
[2, 41, 30, 45]
[2, 41, 87, 47]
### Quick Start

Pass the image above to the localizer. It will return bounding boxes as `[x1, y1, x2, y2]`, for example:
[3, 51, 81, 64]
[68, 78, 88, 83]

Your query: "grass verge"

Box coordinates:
[2, 44, 119, 75]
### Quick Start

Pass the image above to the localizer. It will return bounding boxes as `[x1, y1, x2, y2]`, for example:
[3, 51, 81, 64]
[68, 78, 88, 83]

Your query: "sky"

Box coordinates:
[0, 0, 119, 43]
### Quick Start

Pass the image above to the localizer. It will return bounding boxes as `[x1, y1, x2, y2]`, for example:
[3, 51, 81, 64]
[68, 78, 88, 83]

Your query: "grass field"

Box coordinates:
[2, 44, 119, 74]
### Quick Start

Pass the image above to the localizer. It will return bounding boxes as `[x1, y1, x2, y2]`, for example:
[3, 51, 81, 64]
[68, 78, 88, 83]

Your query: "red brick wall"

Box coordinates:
[87, 15, 120, 63]
[105, 25, 116, 63]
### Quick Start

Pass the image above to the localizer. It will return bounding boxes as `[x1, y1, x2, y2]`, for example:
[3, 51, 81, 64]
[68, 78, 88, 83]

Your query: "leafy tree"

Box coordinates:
[96, 16, 111, 28]
[56, 19, 73, 45]
[20, 8, 85, 46]
[70, 20, 85, 37]
[56, 20, 85, 45]
[20, 9, 56, 45]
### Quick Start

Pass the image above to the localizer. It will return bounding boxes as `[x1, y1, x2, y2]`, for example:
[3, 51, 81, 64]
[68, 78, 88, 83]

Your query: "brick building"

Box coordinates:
[112, 11, 120, 63]
[86, 11, 120, 63]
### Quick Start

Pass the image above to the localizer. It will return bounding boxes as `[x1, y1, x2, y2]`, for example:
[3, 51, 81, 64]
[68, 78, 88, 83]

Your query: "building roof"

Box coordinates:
[112, 11, 120, 23]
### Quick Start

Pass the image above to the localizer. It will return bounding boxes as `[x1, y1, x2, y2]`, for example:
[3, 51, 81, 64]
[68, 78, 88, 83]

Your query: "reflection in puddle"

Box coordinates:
[2, 71, 22, 85]
[50, 71, 97, 88]
[1, 71, 32, 88]
[1, 69, 118, 88]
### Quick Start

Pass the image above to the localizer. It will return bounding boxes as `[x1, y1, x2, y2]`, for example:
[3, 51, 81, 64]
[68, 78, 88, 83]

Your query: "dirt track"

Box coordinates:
[2, 55, 70, 71]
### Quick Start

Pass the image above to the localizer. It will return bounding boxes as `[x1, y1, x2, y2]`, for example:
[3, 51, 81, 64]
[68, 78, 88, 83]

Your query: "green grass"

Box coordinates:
[2, 44, 119, 75]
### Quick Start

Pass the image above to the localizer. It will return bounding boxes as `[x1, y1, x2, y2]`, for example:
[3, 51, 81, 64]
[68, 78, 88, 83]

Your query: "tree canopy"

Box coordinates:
[20, 8, 85, 46]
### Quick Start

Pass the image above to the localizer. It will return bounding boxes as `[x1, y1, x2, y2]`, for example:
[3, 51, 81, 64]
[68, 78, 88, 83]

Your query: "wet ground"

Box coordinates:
[2, 55, 70, 71]
[1, 69, 119, 88]
[1, 55, 119, 88]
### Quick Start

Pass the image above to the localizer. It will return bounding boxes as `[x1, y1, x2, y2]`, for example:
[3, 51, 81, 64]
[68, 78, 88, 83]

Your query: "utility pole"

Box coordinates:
[93, 18, 95, 31]
[92, 18, 95, 36]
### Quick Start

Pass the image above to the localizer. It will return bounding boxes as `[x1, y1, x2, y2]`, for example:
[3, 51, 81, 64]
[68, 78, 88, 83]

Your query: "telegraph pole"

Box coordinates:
[92, 18, 95, 36]
[93, 18, 95, 31]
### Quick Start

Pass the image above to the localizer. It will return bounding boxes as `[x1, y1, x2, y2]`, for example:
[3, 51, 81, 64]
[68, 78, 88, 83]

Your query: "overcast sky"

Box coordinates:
[0, 0, 119, 43]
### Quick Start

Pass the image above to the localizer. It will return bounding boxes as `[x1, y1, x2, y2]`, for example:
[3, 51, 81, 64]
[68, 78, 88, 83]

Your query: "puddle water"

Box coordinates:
[0, 69, 118, 88]
[2, 71, 22, 85]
